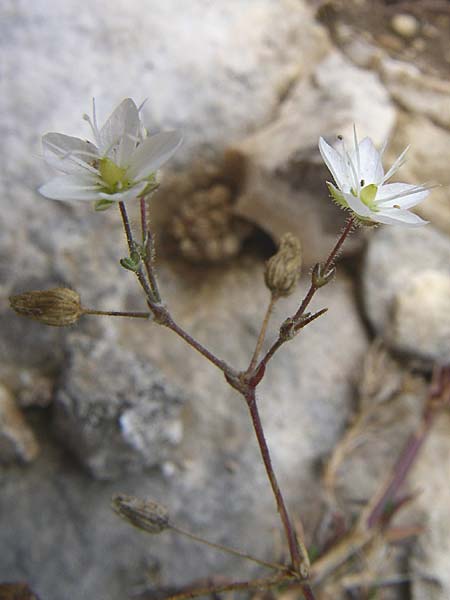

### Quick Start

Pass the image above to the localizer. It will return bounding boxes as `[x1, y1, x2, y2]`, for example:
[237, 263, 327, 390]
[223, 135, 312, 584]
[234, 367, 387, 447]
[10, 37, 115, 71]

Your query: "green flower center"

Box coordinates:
[359, 184, 378, 211]
[351, 183, 379, 211]
[99, 158, 130, 193]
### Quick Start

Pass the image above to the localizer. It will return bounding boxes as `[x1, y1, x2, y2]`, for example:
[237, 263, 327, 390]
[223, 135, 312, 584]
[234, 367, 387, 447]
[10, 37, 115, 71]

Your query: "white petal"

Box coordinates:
[98, 182, 147, 203]
[356, 137, 384, 185]
[342, 191, 373, 219]
[39, 174, 102, 202]
[99, 99, 140, 162]
[318, 137, 349, 190]
[127, 131, 182, 181]
[375, 207, 428, 227]
[382, 146, 409, 183]
[42, 133, 99, 174]
[376, 183, 429, 210]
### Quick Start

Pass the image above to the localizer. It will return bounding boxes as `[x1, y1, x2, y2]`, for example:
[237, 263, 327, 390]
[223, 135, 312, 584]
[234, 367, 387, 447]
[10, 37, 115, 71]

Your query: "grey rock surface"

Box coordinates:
[380, 58, 450, 130]
[0, 383, 39, 464]
[54, 334, 186, 480]
[363, 226, 450, 363]
[411, 414, 450, 600]
[3, 0, 450, 597]
[0, 254, 369, 600]
[390, 270, 450, 364]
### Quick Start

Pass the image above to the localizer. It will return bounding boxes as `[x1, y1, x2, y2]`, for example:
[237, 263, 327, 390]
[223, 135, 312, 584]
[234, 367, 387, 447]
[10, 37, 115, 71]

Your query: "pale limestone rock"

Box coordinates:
[363, 226, 450, 364]
[54, 334, 187, 480]
[380, 59, 450, 130]
[391, 270, 450, 363]
[384, 114, 450, 236]
[391, 14, 420, 39]
[411, 414, 450, 600]
[231, 50, 395, 265]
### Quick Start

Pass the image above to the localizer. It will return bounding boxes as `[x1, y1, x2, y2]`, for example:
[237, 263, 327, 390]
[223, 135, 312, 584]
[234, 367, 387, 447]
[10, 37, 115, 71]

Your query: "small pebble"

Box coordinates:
[391, 13, 420, 39]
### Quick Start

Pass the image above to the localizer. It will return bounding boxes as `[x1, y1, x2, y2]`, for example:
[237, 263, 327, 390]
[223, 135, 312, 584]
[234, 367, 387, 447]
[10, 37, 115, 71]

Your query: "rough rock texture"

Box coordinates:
[363, 226, 450, 364]
[230, 50, 396, 265]
[53, 334, 187, 480]
[391, 271, 450, 364]
[0, 255, 369, 600]
[411, 414, 450, 600]
[0, 384, 39, 464]
[3, 0, 450, 598]
[380, 58, 450, 130]
[384, 114, 450, 236]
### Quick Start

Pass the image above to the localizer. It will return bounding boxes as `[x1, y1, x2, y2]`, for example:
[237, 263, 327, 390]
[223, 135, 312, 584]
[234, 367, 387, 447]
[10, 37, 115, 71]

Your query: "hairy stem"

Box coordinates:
[118, 201, 158, 304]
[140, 197, 161, 302]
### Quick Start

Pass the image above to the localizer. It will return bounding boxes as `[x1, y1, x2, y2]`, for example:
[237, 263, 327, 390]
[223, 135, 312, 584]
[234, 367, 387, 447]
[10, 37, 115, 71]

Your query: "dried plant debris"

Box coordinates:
[318, 0, 450, 78]
[164, 155, 253, 263]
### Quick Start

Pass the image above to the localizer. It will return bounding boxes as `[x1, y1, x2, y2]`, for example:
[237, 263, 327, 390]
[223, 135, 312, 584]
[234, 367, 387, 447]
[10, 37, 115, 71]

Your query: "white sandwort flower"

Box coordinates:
[39, 98, 182, 208]
[319, 129, 430, 226]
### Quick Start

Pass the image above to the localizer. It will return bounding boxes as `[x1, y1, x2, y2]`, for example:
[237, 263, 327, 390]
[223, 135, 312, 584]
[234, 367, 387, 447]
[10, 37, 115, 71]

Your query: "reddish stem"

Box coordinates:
[245, 390, 305, 576]
[258, 216, 355, 372]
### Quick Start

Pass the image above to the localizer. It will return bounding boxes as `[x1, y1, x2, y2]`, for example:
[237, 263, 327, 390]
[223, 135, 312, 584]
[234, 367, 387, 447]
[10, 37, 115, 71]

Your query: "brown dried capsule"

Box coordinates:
[111, 493, 170, 534]
[264, 233, 302, 298]
[9, 288, 82, 327]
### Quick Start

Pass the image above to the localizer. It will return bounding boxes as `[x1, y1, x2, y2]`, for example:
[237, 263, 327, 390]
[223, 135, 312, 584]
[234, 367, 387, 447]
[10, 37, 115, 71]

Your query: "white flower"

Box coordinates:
[39, 98, 182, 207]
[319, 129, 430, 227]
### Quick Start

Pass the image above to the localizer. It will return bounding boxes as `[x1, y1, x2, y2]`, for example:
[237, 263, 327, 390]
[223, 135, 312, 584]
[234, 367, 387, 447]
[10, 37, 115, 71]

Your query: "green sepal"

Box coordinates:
[94, 199, 115, 212]
[326, 182, 348, 210]
[141, 174, 159, 197]
[120, 251, 141, 272]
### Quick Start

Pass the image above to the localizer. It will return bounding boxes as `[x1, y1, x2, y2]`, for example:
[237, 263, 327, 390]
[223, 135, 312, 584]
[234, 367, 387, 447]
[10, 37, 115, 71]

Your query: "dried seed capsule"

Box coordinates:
[111, 494, 170, 534]
[264, 233, 302, 298]
[9, 288, 82, 327]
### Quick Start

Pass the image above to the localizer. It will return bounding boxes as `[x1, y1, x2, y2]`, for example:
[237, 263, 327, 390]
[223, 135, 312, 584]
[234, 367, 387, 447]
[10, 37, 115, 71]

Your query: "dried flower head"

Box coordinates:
[319, 127, 430, 226]
[9, 288, 82, 327]
[265, 233, 302, 298]
[39, 98, 182, 208]
[112, 493, 170, 535]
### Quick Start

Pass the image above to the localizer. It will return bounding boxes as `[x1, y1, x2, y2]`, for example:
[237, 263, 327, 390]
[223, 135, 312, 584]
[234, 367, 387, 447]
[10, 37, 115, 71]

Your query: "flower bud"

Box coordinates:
[112, 493, 170, 534]
[9, 288, 82, 327]
[264, 233, 302, 298]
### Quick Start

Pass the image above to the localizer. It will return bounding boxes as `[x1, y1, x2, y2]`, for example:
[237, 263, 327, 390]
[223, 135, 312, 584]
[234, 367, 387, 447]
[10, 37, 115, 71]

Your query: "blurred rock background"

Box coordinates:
[0, 0, 449, 599]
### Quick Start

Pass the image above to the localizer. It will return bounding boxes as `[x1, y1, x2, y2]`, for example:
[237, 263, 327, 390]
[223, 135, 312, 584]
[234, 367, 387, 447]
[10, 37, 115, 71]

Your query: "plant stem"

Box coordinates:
[140, 196, 161, 303]
[161, 311, 234, 376]
[170, 524, 290, 572]
[82, 309, 151, 319]
[258, 216, 356, 371]
[365, 365, 450, 529]
[119, 202, 234, 376]
[163, 573, 290, 600]
[118, 202, 158, 304]
[247, 295, 277, 372]
[245, 388, 307, 578]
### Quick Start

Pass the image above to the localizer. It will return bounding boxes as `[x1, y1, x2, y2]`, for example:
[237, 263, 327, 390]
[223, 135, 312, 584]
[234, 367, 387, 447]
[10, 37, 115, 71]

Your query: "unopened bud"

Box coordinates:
[9, 288, 82, 327]
[264, 233, 302, 298]
[311, 263, 335, 288]
[112, 493, 170, 534]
